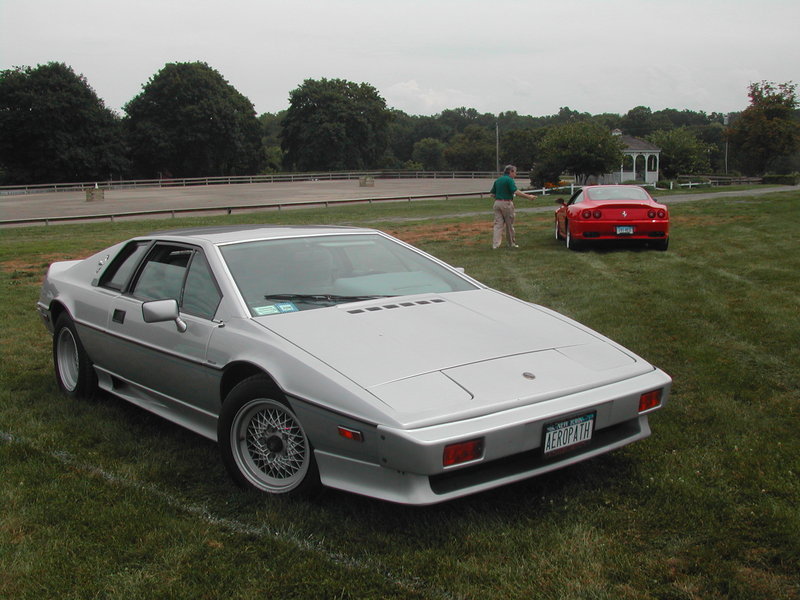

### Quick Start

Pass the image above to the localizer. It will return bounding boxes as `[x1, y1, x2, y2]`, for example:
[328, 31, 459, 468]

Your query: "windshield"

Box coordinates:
[219, 233, 478, 315]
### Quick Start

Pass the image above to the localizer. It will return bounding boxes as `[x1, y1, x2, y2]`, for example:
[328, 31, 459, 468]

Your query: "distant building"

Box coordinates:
[596, 130, 661, 185]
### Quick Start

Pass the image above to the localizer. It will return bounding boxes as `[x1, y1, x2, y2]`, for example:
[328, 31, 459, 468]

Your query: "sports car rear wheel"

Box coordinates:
[219, 375, 320, 497]
[565, 223, 582, 251]
[53, 313, 97, 399]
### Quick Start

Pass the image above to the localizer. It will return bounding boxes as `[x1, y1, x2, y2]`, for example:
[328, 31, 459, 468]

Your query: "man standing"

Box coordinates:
[490, 165, 537, 249]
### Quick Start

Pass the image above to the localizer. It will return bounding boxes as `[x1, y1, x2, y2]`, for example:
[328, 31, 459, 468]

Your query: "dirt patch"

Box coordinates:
[1, 254, 81, 279]
[386, 221, 491, 246]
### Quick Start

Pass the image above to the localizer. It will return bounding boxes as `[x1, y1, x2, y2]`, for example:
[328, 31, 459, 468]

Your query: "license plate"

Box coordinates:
[543, 412, 595, 456]
[616, 225, 634, 235]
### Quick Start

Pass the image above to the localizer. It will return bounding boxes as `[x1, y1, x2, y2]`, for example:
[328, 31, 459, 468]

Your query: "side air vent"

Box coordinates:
[347, 298, 446, 314]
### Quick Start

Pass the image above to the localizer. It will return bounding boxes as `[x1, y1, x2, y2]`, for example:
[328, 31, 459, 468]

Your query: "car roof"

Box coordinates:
[144, 224, 373, 245]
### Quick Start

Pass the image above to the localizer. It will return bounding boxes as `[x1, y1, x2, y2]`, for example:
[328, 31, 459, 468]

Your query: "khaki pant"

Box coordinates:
[493, 200, 516, 248]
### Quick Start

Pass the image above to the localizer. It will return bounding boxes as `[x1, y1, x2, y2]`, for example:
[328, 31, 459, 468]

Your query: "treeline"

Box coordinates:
[1, 61, 797, 185]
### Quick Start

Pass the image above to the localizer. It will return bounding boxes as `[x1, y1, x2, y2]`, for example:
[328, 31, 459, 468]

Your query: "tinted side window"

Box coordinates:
[182, 252, 222, 319]
[568, 191, 584, 205]
[132, 245, 192, 302]
[99, 241, 151, 291]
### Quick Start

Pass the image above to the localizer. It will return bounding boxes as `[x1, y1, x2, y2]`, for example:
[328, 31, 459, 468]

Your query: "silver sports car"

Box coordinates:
[37, 225, 671, 505]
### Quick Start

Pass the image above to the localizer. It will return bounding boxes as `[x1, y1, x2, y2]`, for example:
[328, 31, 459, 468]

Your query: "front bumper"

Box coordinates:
[316, 367, 671, 504]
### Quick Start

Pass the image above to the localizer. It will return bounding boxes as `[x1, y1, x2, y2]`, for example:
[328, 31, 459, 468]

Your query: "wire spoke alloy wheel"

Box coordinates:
[56, 326, 80, 392]
[231, 399, 310, 493]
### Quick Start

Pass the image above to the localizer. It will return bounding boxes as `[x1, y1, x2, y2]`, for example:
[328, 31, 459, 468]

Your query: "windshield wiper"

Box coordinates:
[264, 293, 393, 304]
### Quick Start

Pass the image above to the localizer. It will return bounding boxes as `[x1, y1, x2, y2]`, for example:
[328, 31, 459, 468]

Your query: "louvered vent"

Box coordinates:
[347, 298, 446, 314]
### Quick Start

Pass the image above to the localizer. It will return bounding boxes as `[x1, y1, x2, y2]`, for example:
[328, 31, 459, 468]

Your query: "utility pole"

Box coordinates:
[723, 114, 730, 174]
[495, 121, 500, 173]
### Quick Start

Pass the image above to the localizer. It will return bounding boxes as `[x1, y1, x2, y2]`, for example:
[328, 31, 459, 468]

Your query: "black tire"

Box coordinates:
[53, 313, 97, 399]
[654, 237, 669, 251]
[218, 375, 321, 497]
[565, 223, 582, 251]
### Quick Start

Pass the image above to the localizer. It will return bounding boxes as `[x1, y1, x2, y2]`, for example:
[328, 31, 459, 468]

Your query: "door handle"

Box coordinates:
[112, 309, 126, 324]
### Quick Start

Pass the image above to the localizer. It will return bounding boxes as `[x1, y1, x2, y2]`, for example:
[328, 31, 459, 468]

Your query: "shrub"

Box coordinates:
[763, 172, 800, 185]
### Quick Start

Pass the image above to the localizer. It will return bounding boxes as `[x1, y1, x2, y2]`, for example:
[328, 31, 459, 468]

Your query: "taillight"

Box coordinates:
[639, 390, 662, 412]
[648, 210, 656, 219]
[443, 438, 484, 467]
[593, 210, 602, 219]
[657, 209, 666, 219]
[581, 209, 592, 219]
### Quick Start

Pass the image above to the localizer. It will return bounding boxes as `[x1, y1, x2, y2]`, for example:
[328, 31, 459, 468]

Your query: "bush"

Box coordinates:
[763, 172, 800, 185]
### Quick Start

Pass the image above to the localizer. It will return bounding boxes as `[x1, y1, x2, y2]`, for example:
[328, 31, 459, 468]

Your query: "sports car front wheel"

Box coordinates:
[219, 375, 320, 497]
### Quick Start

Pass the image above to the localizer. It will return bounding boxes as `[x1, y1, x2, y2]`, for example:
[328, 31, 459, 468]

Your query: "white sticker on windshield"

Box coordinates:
[254, 302, 299, 316]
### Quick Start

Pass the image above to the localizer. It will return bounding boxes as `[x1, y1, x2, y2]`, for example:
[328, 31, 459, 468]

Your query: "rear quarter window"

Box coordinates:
[98, 241, 151, 291]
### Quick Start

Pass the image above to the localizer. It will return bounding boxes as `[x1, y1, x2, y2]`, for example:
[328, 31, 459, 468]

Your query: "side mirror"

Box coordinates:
[556, 198, 566, 205]
[142, 298, 187, 333]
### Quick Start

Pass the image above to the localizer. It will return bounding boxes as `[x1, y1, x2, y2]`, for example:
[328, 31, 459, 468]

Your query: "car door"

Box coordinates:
[558, 189, 583, 236]
[103, 243, 223, 416]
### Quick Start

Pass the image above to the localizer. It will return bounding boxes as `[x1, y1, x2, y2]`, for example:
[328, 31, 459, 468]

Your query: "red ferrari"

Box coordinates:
[555, 185, 669, 251]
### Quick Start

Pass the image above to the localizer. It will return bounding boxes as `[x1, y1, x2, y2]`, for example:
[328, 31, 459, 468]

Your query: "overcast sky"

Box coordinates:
[1, 0, 798, 118]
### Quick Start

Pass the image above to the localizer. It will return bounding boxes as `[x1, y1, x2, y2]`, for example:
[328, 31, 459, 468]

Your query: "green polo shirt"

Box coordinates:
[490, 174, 517, 200]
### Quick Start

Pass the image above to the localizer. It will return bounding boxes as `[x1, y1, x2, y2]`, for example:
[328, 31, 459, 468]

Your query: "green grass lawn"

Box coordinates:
[1, 190, 798, 599]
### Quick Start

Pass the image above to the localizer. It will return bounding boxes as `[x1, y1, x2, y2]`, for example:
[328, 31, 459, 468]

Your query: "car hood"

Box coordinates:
[256, 289, 653, 425]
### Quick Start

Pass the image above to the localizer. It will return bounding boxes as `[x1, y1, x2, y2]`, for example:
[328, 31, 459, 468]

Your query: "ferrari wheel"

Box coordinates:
[53, 313, 97, 399]
[565, 223, 582, 251]
[219, 375, 320, 497]
[654, 237, 669, 251]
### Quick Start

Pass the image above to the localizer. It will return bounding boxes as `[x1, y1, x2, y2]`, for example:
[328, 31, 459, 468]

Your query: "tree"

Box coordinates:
[622, 106, 655, 137]
[412, 138, 447, 170]
[124, 62, 263, 178]
[536, 122, 624, 185]
[500, 128, 546, 172]
[727, 81, 799, 175]
[0, 62, 128, 184]
[647, 128, 711, 178]
[443, 125, 495, 171]
[259, 111, 286, 173]
[281, 78, 391, 171]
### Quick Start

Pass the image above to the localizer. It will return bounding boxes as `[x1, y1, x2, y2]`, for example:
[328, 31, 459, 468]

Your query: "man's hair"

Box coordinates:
[503, 164, 517, 175]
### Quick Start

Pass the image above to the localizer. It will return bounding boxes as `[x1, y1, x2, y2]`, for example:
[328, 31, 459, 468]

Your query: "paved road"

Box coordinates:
[0, 178, 497, 224]
[1, 179, 795, 226]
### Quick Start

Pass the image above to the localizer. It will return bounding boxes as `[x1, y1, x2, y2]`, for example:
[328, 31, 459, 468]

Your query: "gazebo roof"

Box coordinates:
[618, 134, 660, 153]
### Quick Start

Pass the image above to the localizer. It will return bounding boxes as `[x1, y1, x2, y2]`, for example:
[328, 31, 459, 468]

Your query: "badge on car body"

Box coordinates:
[523, 372, 536, 380]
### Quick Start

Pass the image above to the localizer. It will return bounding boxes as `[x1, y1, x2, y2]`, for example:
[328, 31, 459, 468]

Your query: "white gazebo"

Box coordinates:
[597, 130, 661, 184]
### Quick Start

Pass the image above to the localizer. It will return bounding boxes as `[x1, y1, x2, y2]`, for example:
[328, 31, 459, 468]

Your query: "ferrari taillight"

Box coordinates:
[581, 209, 592, 219]
[648, 209, 656, 219]
[443, 438, 484, 467]
[593, 210, 602, 219]
[657, 209, 667, 219]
